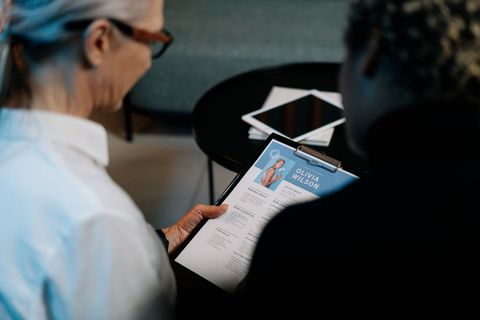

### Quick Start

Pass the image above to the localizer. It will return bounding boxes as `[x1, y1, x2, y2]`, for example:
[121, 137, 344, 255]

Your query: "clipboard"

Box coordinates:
[172, 133, 358, 294]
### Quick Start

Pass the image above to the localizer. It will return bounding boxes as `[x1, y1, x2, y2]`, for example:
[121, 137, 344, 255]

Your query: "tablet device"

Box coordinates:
[172, 133, 358, 293]
[241, 92, 345, 142]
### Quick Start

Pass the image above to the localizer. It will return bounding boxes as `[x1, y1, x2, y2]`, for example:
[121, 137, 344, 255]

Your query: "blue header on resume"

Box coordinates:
[255, 140, 357, 196]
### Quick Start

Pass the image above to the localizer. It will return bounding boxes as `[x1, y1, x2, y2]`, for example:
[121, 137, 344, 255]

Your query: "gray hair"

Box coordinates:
[345, 0, 480, 102]
[9, 0, 150, 43]
[0, 0, 152, 104]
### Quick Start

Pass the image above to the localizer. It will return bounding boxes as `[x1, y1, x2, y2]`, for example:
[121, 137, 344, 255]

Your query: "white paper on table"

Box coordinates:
[247, 86, 343, 146]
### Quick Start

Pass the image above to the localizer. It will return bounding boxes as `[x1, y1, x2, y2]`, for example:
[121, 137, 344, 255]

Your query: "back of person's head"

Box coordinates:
[0, 0, 151, 105]
[345, 0, 480, 102]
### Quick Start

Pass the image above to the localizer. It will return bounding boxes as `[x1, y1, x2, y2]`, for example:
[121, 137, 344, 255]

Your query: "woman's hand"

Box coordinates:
[162, 203, 228, 254]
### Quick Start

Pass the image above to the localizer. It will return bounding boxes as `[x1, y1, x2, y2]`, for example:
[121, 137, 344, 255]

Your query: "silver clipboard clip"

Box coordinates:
[294, 145, 342, 173]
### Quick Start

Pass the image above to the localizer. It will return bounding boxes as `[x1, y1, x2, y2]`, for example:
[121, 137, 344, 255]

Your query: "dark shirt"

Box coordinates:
[240, 99, 480, 318]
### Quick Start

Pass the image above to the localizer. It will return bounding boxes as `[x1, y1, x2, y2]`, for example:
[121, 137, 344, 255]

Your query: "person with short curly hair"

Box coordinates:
[239, 0, 480, 318]
[347, 0, 480, 101]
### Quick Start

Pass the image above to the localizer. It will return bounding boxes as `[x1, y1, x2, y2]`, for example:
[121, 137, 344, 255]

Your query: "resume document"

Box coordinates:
[175, 138, 358, 293]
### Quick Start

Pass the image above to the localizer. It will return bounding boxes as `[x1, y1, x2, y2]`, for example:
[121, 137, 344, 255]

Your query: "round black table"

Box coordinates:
[192, 62, 369, 203]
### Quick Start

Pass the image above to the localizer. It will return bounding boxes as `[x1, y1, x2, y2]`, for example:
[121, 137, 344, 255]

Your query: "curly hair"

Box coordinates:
[345, 0, 480, 102]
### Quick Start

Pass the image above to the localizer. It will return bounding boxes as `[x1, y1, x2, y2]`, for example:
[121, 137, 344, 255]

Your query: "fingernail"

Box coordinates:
[220, 204, 229, 212]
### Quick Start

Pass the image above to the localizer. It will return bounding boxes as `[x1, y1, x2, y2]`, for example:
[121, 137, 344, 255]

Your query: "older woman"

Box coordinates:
[0, 0, 227, 319]
[240, 0, 480, 318]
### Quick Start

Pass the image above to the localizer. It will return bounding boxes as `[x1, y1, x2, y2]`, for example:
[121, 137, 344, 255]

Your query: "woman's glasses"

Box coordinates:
[65, 18, 174, 59]
[108, 19, 173, 59]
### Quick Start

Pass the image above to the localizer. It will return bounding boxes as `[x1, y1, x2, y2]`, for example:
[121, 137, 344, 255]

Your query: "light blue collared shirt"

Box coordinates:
[0, 108, 176, 320]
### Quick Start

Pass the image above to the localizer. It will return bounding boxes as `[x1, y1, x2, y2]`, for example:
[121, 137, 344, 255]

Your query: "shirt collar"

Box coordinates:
[0, 108, 109, 166]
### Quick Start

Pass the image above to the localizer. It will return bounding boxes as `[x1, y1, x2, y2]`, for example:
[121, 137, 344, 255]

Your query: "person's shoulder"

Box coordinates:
[269, 179, 366, 230]
[0, 140, 142, 227]
[254, 178, 381, 259]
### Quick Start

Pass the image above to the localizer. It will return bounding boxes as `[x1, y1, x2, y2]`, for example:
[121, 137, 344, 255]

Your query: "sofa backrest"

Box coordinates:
[128, 0, 350, 116]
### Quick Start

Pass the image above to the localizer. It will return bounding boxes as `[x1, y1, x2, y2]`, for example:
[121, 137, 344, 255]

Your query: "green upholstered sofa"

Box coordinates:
[126, 0, 349, 121]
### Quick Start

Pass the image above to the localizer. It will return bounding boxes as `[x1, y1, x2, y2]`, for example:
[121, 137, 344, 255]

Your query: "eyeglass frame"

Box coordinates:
[64, 18, 174, 59]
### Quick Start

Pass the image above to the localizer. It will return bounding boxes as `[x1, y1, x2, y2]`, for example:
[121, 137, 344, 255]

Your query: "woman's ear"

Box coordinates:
[81, 19, 113, 67]
[362, 27, 381, 78]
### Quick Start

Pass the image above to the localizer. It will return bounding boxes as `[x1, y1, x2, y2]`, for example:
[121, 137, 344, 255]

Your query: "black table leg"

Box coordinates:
[123, 104, 134, 142]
